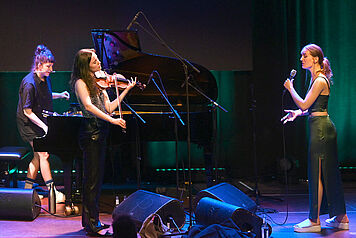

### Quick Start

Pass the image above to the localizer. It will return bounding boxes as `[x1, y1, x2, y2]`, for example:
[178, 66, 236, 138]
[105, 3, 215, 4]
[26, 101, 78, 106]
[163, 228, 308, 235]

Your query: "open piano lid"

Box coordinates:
[91, 29, 217, 108]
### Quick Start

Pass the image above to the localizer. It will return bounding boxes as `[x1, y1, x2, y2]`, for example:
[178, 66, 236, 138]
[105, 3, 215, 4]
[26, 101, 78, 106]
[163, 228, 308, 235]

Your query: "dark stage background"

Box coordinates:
[0, 0, 355, 184]
[0, 0, 252, 71]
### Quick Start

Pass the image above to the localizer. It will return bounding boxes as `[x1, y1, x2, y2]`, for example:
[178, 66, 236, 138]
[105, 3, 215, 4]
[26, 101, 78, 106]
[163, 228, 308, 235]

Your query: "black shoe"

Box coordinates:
[86, 229, 112, 237]
[99, 222, 110, 229]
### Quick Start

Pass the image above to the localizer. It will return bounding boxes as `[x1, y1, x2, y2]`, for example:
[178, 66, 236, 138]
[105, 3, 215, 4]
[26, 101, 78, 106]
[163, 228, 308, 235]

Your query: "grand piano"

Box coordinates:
[34, 30, 218, 204]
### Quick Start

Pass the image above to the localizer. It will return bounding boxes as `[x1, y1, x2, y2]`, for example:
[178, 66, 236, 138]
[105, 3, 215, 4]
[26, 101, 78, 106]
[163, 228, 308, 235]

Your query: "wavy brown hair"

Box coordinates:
[302, 44, 333, 83]
[70, 49, 98, 97]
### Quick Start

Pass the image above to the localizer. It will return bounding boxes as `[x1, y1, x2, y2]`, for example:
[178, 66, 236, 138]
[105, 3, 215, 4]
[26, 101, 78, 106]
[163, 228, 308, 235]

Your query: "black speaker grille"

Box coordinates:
[113, 190, 185, 228]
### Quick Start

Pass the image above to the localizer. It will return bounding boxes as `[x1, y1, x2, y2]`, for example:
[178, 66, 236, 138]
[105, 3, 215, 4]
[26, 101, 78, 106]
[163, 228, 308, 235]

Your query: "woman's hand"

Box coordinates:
[61, 91, 70, 100]
[283, 78, 294, 92]
[110, 118, 126, 129]
[126, 77, 137, 90]
[281, 109, 303, 124]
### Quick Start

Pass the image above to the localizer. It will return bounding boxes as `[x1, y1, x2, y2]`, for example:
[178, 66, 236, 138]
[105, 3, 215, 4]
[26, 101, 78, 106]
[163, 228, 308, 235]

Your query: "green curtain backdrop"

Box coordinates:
[284, 0, 356, 164]
[252, 0, 356, 181]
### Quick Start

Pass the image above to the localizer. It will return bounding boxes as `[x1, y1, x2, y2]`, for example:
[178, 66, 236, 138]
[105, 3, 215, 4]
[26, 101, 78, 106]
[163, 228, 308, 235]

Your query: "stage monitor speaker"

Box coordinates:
[195, 197, 271, 238]
[194, 182, 257, 213]
[0, 188, 41, 220]
[112, 190, 185, 229]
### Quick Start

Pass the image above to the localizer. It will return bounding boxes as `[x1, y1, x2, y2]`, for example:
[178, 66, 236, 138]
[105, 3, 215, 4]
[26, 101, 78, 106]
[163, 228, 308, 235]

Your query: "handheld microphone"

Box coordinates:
[283, 69, 297, 93]
[289, 69, 297, 82]
[126, 12, 141, 30]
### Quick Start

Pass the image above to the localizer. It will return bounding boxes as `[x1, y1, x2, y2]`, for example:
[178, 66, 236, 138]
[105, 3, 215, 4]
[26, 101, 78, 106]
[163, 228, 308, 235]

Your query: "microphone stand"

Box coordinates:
[150, 77, 185, 127]
[134, 20, 196, 229]
[150, 75, 186, 202]
[122, 101, 146, 189]
[133, 14, 228, 230]
[183, 79, 227, 184]
[149, 70, 186, 201]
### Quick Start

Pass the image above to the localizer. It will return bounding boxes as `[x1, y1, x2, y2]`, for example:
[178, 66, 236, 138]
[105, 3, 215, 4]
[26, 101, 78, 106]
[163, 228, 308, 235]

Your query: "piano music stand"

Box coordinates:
[91, 29, 142, 71]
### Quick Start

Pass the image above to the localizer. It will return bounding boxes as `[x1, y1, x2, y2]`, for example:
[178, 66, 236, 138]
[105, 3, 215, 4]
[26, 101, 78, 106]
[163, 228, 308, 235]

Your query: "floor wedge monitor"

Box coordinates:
[112, 190, 185, 229]
[194, 182, 257, 213]
[195, 197, 271, 238]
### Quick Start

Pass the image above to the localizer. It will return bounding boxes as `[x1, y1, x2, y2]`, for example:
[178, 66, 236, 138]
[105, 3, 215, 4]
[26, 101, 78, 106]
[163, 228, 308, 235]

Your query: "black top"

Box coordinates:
[16, 72, 53, 142]
[308, 75, 330, 113]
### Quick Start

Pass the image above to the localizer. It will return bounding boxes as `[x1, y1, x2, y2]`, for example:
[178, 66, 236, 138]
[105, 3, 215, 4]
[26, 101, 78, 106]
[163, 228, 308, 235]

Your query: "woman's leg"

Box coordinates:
[315, 158, 323, 223]
[294, 155, 321, 232]
[27, 141, 52, 181]
[82, 139, 106, 233]
[25, 141, 50, 189]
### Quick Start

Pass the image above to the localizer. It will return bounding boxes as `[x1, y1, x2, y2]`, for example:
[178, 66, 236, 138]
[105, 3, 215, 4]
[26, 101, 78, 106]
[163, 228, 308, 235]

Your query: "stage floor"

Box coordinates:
[0, 181, 355, 237]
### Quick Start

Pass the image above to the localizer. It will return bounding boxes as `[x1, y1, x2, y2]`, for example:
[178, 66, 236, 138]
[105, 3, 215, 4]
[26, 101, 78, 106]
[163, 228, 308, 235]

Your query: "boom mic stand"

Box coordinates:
[149, 72, 186, 201]
[132, 16, 195, 229]
[131, 12, 228, 230]
[122, 101, 146, 189]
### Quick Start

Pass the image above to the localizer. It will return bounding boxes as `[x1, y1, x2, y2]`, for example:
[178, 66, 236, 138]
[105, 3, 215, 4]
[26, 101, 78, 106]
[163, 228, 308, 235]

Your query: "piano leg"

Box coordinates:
[62, 158, 73, 206]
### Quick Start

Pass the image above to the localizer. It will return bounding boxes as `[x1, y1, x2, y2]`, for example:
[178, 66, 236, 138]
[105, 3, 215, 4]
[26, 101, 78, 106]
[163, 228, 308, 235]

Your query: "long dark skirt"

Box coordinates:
[308, 116, 346, 220]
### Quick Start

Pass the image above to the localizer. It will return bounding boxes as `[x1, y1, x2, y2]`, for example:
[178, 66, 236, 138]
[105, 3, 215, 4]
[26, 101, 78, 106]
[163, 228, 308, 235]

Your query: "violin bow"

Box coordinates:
[114, 76, 126, 133]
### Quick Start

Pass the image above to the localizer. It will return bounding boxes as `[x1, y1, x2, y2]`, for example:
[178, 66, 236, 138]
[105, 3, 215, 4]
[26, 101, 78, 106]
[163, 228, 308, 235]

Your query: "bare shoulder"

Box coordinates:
[74, 79, 86, 89]
[75, 78, 85, 85]
[314, 75, 330, 94]
[315, 76, 329, 87]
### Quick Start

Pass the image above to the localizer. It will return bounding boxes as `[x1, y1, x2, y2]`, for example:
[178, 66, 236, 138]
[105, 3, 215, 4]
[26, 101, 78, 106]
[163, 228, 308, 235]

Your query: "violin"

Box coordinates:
[94, 71, 145, 90]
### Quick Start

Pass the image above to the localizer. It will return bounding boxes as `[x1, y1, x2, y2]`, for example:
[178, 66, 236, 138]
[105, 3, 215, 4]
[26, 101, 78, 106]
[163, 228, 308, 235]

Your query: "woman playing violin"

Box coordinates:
[69, 49, 135, 236]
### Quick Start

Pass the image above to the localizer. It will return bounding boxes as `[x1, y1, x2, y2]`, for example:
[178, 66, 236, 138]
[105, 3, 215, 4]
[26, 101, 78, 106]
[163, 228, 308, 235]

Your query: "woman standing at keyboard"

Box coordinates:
[17, 44, 69, 202]
[282, 44, 348, 232]
[70, 49, 135, 236]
